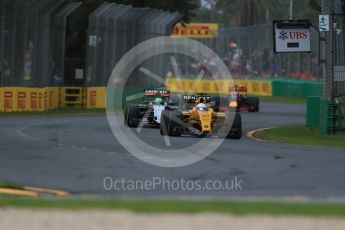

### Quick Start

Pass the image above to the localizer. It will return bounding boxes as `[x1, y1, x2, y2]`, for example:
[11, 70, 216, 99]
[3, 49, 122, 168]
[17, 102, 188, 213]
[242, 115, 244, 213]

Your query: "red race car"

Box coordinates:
[215, 85, 259, 113]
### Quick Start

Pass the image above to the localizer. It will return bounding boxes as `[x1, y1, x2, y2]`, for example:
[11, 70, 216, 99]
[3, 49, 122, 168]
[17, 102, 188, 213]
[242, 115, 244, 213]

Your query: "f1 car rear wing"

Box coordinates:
[144, 89, 170, 97]
[183, 95, 212, 103]
[233, 85, 247, 93]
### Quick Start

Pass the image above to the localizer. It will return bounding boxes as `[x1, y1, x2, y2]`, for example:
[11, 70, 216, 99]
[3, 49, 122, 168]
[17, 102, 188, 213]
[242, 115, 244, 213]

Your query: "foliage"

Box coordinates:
[108, 0, 198, 23]
[215, 0, 319, 27]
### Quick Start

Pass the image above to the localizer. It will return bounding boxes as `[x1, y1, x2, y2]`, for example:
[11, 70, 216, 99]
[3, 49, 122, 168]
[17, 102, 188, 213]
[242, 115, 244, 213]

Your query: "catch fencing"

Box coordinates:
[0, 0, 80, 87]
[180, 24, 320, 82]
[1, 0, 344, 100]
[85, 2, 183, 87]
[333, 8, 345, 98]
[321, 0, 345, 100]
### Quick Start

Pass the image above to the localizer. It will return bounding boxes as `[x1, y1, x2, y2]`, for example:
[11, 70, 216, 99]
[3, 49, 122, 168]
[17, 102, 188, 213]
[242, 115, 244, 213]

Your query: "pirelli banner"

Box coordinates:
[86, 87, 106, 109]
[171, 23, 219, 38]
[0, 87, 59, 112]
[165, 79, 273, 96]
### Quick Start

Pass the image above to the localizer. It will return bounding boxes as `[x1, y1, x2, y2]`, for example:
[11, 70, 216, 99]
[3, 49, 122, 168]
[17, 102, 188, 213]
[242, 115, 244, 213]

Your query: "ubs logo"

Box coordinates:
[279, 31, 308, 41]
[279, 31, 288, 41]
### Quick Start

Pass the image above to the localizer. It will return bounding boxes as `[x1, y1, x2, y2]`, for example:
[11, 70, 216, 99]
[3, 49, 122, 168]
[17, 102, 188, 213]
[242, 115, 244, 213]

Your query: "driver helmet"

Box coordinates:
[197, 103, 207, 111]
[154, 97, 163, 104]
[197, 98, 207, 111]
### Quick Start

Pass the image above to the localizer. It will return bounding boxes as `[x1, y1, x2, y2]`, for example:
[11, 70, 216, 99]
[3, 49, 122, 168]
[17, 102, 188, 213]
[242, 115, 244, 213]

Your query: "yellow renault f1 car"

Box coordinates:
[160, 95, 242, 139]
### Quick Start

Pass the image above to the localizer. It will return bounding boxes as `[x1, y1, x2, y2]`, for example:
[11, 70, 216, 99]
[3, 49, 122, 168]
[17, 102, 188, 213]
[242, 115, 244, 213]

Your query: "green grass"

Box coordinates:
[259, 124, 345, 148]
[0, 181, 23, 190]
[257, 96, 306, 104]
[0, 108, 105, 116]
[0, 198, 345, 216]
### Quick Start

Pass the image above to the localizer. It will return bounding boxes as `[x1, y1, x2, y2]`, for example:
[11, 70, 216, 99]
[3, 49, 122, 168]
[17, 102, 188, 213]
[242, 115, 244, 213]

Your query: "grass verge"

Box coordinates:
[0, 182, 23, 190]
[257, 96, 306, 104]
[0, 108, 105, 116]
[258, 124, 345, 148]
[0, 198, 345, 216]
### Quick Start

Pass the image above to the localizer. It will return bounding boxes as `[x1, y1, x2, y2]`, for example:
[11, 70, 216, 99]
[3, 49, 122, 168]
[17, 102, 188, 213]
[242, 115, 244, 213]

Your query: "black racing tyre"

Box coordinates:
[160, 125, 164, 135]
[198, 133, 207, 138]
[170, 110, 183, 137]
[160, 110, 170, 136]
[124, 104, 140, 128]
[160, 110, 182, 137]
[212, 95, 221, 112]
[227, 113, 242, 139]
[255, 97, 260, 112]
[169, 94, 182, 106]
[247, 97, 259, 112]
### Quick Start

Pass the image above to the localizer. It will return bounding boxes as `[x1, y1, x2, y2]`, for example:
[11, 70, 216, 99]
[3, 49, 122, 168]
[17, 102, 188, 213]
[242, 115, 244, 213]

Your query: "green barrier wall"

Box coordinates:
[319, 97, 330, 134]
[110, 86, 149, 109]
[306, 96, 321, 128]
[271, 79, 323, 97]
[306, 96, 345, 134]
[123, 87, 147, 104]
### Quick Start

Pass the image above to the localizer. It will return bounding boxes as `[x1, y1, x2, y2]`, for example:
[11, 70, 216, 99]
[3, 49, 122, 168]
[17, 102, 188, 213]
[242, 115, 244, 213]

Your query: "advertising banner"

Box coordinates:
[171, 23, 219, 38]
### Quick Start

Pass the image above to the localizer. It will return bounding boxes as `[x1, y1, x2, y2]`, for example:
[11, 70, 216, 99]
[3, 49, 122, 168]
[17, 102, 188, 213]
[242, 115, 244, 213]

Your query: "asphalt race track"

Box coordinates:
[1, 102, 345, 200]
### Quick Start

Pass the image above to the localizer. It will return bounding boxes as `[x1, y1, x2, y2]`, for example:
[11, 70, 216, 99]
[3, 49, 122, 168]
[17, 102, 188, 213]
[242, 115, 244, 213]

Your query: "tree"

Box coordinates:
[216, 0, 274, 26]
[109, 0, 198, 23]
[215, 0, 318, 27]
[308, 0, 321, 12]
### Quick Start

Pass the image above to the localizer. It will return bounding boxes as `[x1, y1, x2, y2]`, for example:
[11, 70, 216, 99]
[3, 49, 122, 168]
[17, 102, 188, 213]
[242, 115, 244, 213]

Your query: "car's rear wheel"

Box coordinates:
[247, 97, 259, 112]
[212, 96, 221, 112]
[160, 110, 182, 137]
[124, 104, 140, 128]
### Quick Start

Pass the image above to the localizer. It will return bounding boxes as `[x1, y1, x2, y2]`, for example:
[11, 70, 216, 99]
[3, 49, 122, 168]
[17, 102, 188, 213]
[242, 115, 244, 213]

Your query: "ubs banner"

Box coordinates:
[273, 20, 312, 53]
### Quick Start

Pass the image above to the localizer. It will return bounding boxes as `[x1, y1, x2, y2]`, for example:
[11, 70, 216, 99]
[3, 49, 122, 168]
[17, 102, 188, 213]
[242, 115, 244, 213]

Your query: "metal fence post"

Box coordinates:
[0, 5, 4, 87]
[321, 0, 334, 100]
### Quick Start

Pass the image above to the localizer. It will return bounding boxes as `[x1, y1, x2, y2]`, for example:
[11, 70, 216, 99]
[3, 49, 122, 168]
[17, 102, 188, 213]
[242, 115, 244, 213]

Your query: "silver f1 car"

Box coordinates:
[124, 89, 172, 128]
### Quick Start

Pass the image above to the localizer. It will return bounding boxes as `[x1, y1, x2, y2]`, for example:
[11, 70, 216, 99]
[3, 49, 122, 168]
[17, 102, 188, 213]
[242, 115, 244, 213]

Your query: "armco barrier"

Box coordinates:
[164, 79, 273, 96]
[328, 102, 345, 133]
[86, 87, 106, 109]
[87, 86, 146, 109]
[306, 96, 321, 128]
[307, 96, 345, 134]
[319, 97, 330, 134]
[0, 87, 59, 112]
[235, 80, 272, 96]
[86, 82, 271, 110]
[0, 86, 143, 111]
[165, 79, 232, 94]
[271, 79, 323, 97]
[60, 87, 86, 108]
[165, 78, 323, 97]
[0, 79, 324, 112]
